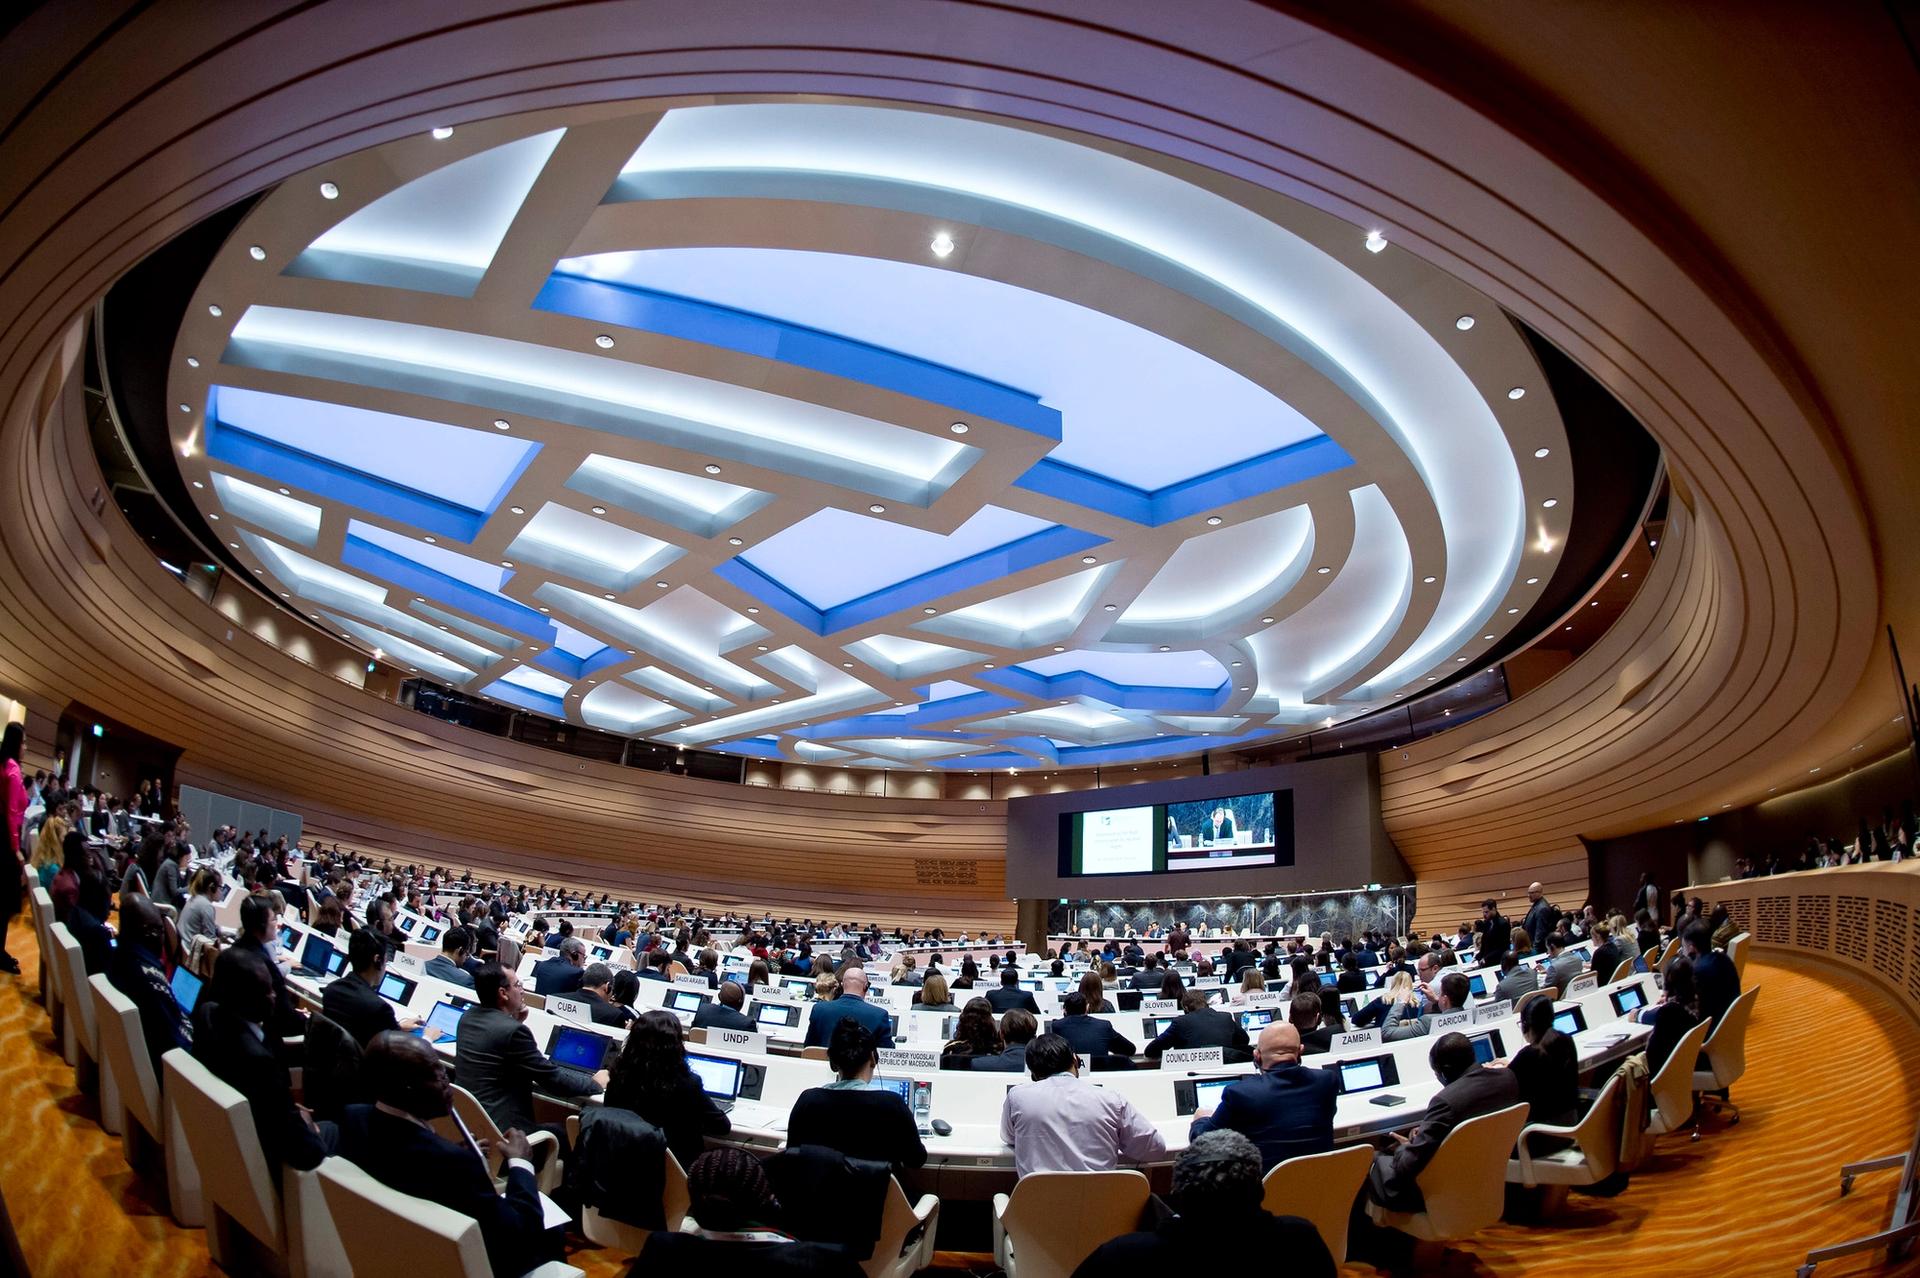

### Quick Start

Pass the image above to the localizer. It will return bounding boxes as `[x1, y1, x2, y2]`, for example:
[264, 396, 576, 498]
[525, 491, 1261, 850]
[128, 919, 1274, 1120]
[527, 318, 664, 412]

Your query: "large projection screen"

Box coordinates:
[1007, 754, 1403, 900]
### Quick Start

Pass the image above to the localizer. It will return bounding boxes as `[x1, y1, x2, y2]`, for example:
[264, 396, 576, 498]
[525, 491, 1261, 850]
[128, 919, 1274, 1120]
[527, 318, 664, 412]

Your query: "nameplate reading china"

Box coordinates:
[713, 1028, 768, 1054]
[1162, 1047, 1225, 1068]
[1430, 1010, 1472, 1032]
[1472, 999, 1513, 1024]
[1335, 1029, 1382, 1051]
[546, 996, 593, 1026]
[877, 1048, 940, 1071]
[389, 951, 423, 973]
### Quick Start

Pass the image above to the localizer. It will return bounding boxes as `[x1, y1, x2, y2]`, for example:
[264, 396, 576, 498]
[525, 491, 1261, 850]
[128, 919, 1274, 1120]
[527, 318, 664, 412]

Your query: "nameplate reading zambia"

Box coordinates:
[1334, 1029, 1382, 1051]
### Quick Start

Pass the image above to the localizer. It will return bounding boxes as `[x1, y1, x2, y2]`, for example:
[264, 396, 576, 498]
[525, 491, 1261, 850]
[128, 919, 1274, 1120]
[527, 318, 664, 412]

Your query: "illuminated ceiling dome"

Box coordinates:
[169, 100, 1575, 771]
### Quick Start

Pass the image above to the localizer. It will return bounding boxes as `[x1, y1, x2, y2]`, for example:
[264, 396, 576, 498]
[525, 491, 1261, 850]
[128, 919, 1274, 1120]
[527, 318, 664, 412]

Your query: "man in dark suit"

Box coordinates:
[691, 980, 756, 1032]
[1145, 989, 1252, 1063]
[336, 1032, 562, 1278]
[802, 965, 894, 1049]
[985, 967, 1041, 1015]
[1478, 899, 1512, 967]
[424, 925, 476, 989]
[1128, 953, 1166, 992]
[323, 928, 428, 1047]
[530, 936, 588, 996]
[1189, 1024, 1337, 1170]
[455, 961, 606, 1144]
[1353, 1032, 1522, 1271]
[231, 893, 307, 1043]
[192, 945, 336, 1175]
[1684, 921, 1741, 1025]
[1049, 991, 1136, 1062]
[970, 1009, 1038, 1072]
[1289, 991, 1335, 1055]
[576, 963, 636, 1027]
[1221, 941, 1257, 981]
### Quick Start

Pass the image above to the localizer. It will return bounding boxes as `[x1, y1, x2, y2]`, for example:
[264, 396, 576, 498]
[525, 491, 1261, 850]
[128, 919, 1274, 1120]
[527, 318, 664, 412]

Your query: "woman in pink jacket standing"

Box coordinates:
[1, 722, 28, 973]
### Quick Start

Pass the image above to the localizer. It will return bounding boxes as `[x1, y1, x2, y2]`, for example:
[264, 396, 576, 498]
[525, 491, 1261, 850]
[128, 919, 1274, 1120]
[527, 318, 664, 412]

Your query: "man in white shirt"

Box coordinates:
[1000, 1033, 1167, 1178]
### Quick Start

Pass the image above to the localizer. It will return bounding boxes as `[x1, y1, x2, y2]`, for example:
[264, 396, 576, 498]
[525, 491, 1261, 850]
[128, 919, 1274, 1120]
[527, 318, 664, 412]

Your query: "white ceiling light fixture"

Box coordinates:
[493, 419, 510, 430]
[1081, 555, 1097, 564]
[509, 505, 525, 515]
[949, 421, 969, 434]
[1533, 447, 1550, 458]
[727, 537, 744, 547]
[1363, 229, 1388, 253]
[869, 504, 887, 514]
[185, 357, 200, 368]
[590, 506, 607, 515]
[1526, 576, 1539, 585]
[207, 304, 222, 316]
[1455, 315, 1475, 330]
[1422, 575, 1437, 584]
[1316, 565, 1331, 574]
[431, 126, 455, 140]
[1507, 387, 1526, 400]
[248, 245, 266, 261]
[704, 463, 723, 474]
[1205, 516, 1222, 526]
[1541, 498, 1558, 508]
[319, 182, 339, 199]
[593, 334, 614, 349]
[929, 231, 955, 258]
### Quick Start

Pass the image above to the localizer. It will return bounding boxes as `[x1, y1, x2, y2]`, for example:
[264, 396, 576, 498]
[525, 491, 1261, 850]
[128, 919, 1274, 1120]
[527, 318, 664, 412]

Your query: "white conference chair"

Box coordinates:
[28, 884, 55, 1010]
[1646, 1017, 1715, 1141]
[446, 1085, 562, 1194]
[993, 1170, 1149, 1278]
[1609, 957, 1637, 983]
[1366, 1103, 1530, 1241]
[90, 973, 203, 1222]
[1506, 1072, 1629, 1212]
[1693, 986, 1760, 1124]
[316, 1157, 582, 1278]
[47, 922, 92, 1073]
[564, 1114, 690, 1251]
[1261, 1144, 1373, 1263]
[863, 1175, 940, 1278]
[1725, 932, 1752, 980]
[161, 1048, 347, 1277]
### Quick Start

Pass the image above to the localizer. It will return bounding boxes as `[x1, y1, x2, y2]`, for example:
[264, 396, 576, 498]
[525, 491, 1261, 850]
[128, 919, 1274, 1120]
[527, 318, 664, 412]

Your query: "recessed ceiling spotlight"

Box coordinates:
[922, 606, 937, 614]
[869, 504, 887, 514]
[492, 419, 510, 431]
[208, 512, 219, 519]
[1364, 229, 1388, 253]
[1455, 315, 1475, 331]
[424, 535, 436, 543]
[500, 560, 513, 568]
[929, 231, 955, 258]
[228, 542, 239, 549]
[1526, 577, 1539, 585]
[1103, 603, 1118, 611]
[1081, 555, 1097, 565]
[704, 463, 722, 474]
[539, 606, 550, 613]
[1231, 661, 1242, 667]
[602, 592, 616, 600]
[984, 662, 996, 669]
[842, 661, 853, 668]
[1052, 646, 1066, 653]
[727, 537, 743, 547]
[1157, 645, 1171, 652]
[276, 486, 290, 495]
[1565, 624, 1574, 631]
[247, 244, 266, 261]
[1316, 566, 1331, 574]
[1457, 656, 1469, 662]
[590, 505, 606, 515]
[509, 505, 524, 515]
[1422, 575, 1437, 584]
[594, 334, 614, 349]
[1534, 447, 1550, 459]
[319, 181, 339, 199]
[1484, 634, 1496, 641]
[1621, 571, 1630, 579]
[1506, 607, 1519, 614]
[1590, 600, 1599, 607]
[1205, 516, 1223, 526]
[1507, 387, 1526, 400]
[207, 304, 223, 317]
[430, 126, 454, 140]
[1541, 498, 1558, 508]
[746, 606, 760, 614]
[185, 356, 200, 368]
[655, 581, 669, 589]
[192, 480, 204, 489]
[1261, 616, 1274, 624]
[949, 421, 969, 435]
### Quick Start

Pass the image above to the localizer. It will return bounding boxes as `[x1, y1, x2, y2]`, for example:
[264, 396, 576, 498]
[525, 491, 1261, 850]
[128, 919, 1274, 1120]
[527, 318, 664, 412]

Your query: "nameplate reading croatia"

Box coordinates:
[877, 1048, 941, 1071]
[713, 1028, 768, 1054]
[1162, 1047, 1225, 1068]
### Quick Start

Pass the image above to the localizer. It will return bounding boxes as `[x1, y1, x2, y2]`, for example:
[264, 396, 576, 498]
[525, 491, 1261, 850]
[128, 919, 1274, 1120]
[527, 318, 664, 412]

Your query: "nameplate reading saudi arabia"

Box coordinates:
[673, 975, 713, 991]
[877, 1048, 941, 1071]
[1430, 1010, 1472, 1032]
[546, 996, 593, 1026]
[1140, 999, 1180, 1014]
[1161, 1047, 1225, 1069]
[1472, 999, 1513, 1024]
[713, 1028, 768, 1055]
[1334, 1029, 1382, 1051]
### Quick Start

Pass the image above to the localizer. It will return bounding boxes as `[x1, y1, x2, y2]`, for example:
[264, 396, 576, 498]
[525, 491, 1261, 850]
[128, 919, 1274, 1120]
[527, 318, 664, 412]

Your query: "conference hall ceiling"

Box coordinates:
[163, 99, 1573, 772]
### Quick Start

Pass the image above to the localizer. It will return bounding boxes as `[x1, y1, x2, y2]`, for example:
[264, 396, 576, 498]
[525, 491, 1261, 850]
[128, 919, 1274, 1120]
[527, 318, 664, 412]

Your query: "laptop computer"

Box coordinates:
[1467, 1028, 1506, 1064]
[668, 989, 709, 1013]
[874, 1075, 935, 1135]
[1552, 1005, 1588, 1036]
[1327, 1053, 1401, 1096]
[377, 971, 417, 1005]
[170, 965, 204, 1014]
[686, 1052, 746, 1111]
[547, 1024, 613, 1073]
[1237, 1007, 1276, 1031]
[1610, 983, 1648, 1016]
[415, 1000, 466, 1039]
[296, 932, 336, 978]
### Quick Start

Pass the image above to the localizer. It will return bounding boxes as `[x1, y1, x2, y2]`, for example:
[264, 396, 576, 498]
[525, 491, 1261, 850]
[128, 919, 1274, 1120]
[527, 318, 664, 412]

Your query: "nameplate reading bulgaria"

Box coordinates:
[877, 1048, 940, 1071]
[1242, 991, 1284, 1008]
[1161, 1047, 1225, 1068]
[713, 1028, 768, 1055]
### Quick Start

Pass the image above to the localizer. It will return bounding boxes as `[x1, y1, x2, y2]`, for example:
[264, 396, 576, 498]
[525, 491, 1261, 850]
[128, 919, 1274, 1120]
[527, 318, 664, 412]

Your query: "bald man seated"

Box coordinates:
[1187, 1023, 1339, 1171]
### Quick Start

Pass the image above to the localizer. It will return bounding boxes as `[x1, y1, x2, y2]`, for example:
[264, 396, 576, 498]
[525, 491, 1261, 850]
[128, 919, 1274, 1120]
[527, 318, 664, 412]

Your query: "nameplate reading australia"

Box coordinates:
[545, 996, 593, 1026]
[1140, 998, 1180, 1014]
[1162, 1047, 1225, 1069]
[1567, 974, 1600, 996]
[713, 1028, 768, 1055]
[1430, 1010, 1472, 1032]
[1472, 999, 1513, 1024]
[877, 1048, 941, 1071]
[673, 975, 713, 990]
[1334, 1029, 1382, 1051]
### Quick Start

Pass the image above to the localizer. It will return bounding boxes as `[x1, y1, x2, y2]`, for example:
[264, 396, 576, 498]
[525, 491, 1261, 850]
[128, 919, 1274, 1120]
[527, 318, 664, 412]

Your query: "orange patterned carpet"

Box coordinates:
[3, 913, 1918, 1276]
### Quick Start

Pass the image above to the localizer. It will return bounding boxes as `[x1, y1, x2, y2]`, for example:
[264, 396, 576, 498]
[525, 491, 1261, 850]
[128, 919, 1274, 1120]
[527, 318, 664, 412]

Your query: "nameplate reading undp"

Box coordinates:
[877, 1048, 940, 1071]
[1162, 1047, 1225, 1068]
[713, 1028, 768, 1054]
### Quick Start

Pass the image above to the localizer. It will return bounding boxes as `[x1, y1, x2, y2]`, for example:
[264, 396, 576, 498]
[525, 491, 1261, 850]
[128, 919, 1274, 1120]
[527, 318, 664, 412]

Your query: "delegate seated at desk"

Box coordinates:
[986, 967, 1041, 1015]
[323, 928, 427, 1047]
[692, 980, 755, 1032]
[787, 1020, 926, 1171]
[194, 945, 337, 1175]
[531, 936, 589, 996]
[1050, 991, 1136, 1061]
[803, 965, 895, 1049]
[423, 925, 477, 989]
[337, 1033, 564, 1278]
[1001, 1034, 1166, 1178]
[455, 961, 607, 1151]
[1145, 989, 1252, 1063]
[1188, 1024, 1336, 1171]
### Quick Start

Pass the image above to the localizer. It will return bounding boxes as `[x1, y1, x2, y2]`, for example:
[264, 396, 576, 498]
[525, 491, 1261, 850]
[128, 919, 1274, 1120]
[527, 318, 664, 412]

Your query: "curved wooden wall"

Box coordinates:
[0, 4, 1898, 936]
